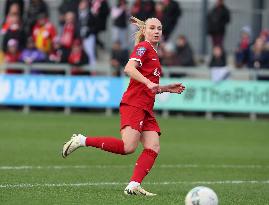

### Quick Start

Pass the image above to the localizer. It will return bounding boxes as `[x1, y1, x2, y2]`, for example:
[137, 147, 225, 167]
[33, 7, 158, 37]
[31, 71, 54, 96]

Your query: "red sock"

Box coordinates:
[85, 137, 125, 155]
[130, 149, 158, 183]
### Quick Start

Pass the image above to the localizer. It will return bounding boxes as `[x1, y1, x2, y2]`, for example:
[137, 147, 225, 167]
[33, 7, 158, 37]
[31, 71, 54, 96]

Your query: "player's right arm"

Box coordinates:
[124, 60, 159, 93]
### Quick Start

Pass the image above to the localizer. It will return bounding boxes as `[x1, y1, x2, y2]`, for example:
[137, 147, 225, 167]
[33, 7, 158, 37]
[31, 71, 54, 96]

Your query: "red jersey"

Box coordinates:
[121, 41, 162, 113]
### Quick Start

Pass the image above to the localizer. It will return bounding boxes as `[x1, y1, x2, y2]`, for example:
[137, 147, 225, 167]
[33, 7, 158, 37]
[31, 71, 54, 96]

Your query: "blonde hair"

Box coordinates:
[130, 16, 145, 46]
[130, 17, 162, 46]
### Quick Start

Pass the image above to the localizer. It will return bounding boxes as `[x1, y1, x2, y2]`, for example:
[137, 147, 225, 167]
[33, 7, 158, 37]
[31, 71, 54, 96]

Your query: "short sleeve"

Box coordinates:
[129, 44, 148, 67]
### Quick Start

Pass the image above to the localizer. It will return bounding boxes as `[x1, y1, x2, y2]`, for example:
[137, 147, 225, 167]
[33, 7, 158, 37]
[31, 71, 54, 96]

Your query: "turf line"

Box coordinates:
[0, 164, 269, 170]
[1, 180, 269, 189]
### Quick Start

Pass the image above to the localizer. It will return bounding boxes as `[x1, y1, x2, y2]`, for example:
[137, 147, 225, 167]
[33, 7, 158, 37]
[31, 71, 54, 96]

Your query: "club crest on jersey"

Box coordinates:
[136, 47, 146, 56]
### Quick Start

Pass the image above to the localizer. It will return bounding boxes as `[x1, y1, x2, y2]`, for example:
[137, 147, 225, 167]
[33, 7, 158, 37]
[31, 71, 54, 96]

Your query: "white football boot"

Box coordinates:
[124, 182, 156, 196]
[62, 134, 85, 158]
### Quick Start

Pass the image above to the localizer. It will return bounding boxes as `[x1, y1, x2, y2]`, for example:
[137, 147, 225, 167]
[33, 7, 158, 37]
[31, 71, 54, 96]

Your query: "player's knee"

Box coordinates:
[147, 144, 160, 154]
[123, 143, 137, 154]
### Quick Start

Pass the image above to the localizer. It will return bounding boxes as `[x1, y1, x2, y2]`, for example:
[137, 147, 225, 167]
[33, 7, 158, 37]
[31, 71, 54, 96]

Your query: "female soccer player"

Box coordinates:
[62, 17, 185, 196]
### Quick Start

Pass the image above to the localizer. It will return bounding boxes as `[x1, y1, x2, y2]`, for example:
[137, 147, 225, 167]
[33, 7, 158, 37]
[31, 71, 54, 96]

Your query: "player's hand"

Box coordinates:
[146, 81, 160, 94]
[166, 83, 185, 94]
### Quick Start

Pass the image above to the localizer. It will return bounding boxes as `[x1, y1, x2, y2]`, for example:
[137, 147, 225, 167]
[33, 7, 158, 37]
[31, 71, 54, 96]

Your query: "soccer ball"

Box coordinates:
[185, 186, 218, 205]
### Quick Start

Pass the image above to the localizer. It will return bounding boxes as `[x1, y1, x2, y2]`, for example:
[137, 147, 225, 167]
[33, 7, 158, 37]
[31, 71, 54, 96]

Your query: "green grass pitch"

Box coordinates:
[0, 111, 268, 205]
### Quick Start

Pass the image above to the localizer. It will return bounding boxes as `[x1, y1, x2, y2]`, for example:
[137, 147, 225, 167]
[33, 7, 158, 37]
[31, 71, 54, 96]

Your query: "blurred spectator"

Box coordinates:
[161, 35, 195, 68]
[1, 14, 26, 52]
[248, 37, 269, 80]
[154, 1, 164, 23]
[0, 51, 4, 65]
[78, 0, 97, 66]
[142, 0, 155, 20]
[25, 0, 49, 35]
[4, 39, 22, 74]
[110, 41, 129, 76]
[207, 0, 230, 48]
[20, 37, 46, 64]
[48, 37, 69, 63]
[259, 29, 269, 50]
[209, 46, 227, 67]
[161, 42, 190, 78]
[68, 39, 89, 75]
[131, 0, 155, 21]
[58, 0, 79, 26]
[260, 29, 269, 42]
[174, 35, 195, 66]
[92, 0, 110, 50]
[1, 10, 20, 34]
[161, 0, 182, 41]
[32, 13, 57, 54]
[111, 0, 129, 50]
[60, 12, 78, 53]
[1, 4, 21, 39]
[130, 0, 141, 18]
[248, 37, 269, 69]
[234, 26, 252, 68]
[161, 43, 177, 66]
[3, 0, 24, 20]
[209, 46, 229, 82]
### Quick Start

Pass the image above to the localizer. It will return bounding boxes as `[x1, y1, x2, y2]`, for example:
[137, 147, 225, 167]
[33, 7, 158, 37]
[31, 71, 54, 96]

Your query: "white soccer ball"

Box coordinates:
[185, 186, 218, 205]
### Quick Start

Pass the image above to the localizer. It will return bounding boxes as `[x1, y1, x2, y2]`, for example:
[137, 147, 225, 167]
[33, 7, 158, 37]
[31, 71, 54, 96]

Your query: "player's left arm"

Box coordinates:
[157, 83, 185, 94]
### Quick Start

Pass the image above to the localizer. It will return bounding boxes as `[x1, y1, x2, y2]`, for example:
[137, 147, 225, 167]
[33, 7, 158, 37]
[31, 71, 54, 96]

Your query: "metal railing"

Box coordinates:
[162, 66, 269, 80]
[1, 63, 269, 78]
[0, 63, 113, 75]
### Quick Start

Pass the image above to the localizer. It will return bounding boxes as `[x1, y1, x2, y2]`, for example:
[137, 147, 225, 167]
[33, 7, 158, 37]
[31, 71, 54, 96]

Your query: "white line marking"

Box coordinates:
[0, 164, 269, 170]
[1, 180, 269, 189]
[0, 165, 131, 170]
[160, 164, 269, 169]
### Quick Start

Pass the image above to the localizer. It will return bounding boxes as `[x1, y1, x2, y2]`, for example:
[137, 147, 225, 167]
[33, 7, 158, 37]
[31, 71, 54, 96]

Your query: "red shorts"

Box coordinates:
[120, 103, 161, 135]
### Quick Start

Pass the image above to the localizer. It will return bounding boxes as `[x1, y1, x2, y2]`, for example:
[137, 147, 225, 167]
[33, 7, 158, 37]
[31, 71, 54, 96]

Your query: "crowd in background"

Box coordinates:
[0, 0, 110, 74]
[0, 0, 269, 77]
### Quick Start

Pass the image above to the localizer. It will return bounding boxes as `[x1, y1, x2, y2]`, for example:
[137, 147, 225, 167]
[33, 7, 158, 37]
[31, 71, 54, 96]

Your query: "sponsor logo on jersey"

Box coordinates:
[136, 47, 146, 56]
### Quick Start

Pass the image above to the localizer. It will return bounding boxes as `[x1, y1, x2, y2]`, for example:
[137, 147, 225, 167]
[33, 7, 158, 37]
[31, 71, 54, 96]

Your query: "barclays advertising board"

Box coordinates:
[1, 75, 269, 113]
[0, 75, 124, 108]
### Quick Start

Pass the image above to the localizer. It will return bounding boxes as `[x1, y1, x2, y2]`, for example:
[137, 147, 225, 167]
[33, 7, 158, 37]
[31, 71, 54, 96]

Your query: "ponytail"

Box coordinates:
[130, 16, 145, 46]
